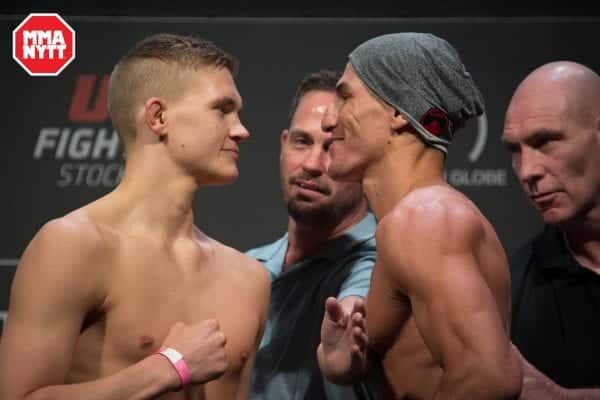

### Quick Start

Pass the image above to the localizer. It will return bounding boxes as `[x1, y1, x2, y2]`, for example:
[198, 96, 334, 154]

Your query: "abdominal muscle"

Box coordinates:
[375, 317, 443, 400]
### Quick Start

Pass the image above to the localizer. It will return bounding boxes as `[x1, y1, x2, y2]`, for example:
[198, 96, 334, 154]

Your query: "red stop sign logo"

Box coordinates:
[12, 13, 76, 76]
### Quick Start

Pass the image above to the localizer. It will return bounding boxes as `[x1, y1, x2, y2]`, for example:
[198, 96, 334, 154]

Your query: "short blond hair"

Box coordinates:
[107, 33, 238, 146]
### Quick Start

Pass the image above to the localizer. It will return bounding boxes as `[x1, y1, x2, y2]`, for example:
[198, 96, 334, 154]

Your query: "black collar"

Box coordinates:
[533, 225, 598, 279]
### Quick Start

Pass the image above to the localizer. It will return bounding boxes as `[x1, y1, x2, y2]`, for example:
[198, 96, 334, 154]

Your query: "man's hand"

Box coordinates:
[161, 319, 229, 388]
[512, 344, 553, 397]
[317, 297, 368, 385]
[513, 344, 600, 400]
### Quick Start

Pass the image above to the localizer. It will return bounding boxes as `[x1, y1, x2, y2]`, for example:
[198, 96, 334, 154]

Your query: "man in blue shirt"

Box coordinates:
[247, 70, 376, 400]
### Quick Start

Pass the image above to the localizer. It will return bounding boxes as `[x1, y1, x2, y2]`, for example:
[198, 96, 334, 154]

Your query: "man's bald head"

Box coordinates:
[508, 61, 600, 125]
[503, 61, 600, 226]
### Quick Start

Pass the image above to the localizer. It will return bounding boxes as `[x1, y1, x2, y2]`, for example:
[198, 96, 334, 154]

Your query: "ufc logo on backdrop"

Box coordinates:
[69, 74, 110, 122]
[31, 73, 124, 188]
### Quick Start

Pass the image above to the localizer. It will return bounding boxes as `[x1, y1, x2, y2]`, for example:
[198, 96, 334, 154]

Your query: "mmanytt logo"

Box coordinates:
[446, 113, 508, 187]
[12, 13, 76, 76]
[32, 73, 124, 188]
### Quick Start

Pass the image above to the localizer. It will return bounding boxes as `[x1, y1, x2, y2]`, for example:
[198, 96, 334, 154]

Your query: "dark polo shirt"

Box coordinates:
[511, 225, 600, 388]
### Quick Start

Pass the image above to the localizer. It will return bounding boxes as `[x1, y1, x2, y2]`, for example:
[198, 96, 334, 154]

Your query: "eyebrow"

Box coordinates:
[287, 128, 312, 137]
[523, 129, 564, 144]
[210, 96, 242, 111]
[502, 128, 564, 147]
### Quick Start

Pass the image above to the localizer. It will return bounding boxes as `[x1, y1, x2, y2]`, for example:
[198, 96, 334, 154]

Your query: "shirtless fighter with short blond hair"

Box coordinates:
[0, 33, 270, 400]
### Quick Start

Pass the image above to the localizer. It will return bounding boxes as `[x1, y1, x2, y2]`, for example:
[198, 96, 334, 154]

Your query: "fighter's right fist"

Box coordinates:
[162, 319, 229, 385]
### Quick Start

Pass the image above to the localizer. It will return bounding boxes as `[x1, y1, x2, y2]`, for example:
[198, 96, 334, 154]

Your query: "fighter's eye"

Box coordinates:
[290, 133, 312, 147]
[294, 137, 310, 145]
[216, 105, 231, 114]
[526, 130, 564, 150]
[532, 137, 549, 148]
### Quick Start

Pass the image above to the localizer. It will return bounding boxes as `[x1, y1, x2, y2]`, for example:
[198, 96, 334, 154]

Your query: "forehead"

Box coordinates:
[503, 84, 568, 140]
[338, 63, 370, 92]
[338, 62, 388, 108]
[180, 67, 242, 104]
[292, 90, 335, 122]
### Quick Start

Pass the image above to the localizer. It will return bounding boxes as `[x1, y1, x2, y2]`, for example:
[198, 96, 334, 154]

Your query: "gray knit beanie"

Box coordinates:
[349, 32, 485, 154]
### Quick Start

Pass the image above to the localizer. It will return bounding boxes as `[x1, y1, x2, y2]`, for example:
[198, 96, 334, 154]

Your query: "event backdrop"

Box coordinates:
[1, 15, 599, 331]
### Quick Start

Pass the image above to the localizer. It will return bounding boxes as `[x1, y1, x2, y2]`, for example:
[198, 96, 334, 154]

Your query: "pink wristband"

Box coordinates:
[156, 346, 191, 388]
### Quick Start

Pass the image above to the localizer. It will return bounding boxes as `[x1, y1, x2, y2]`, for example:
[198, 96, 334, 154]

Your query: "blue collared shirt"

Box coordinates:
[247, 212, 377, 400]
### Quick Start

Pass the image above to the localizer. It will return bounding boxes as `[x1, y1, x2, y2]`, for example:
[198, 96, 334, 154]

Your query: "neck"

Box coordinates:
[561, 208, 600, 274]
[362, 140, 445, 220]
[107, 144, 199, 241]
[283, 202, 367, 270]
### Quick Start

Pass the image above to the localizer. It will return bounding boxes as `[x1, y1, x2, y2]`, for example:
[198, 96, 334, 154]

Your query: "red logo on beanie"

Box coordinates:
[420, 108, 449, 136]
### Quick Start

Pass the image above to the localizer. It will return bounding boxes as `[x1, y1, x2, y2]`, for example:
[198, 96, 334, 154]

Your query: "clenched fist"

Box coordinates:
[162, 319, 229, 386]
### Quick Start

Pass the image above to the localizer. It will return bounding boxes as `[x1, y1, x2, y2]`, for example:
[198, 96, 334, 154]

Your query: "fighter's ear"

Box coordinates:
[144, 97, 168, 141]
[280, 129, 289, 147]
[280, 129, 289, 162]
[391, 109, 410, 133]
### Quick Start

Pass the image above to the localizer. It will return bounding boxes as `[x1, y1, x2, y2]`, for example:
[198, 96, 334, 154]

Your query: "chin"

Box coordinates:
[541, 208, 570, 226]
[196, 169, 239, 187]
[218, 172, 239, 185]
[288, 202, 334, 224]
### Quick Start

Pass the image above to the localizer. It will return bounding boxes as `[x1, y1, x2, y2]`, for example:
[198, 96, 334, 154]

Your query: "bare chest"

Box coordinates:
[75, 248, 260, 377]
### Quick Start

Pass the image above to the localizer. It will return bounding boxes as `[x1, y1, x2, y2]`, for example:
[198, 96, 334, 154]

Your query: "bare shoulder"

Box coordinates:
[375, 186, 487, 289]
[210, 239, 270, 292]
[378, 185, 484, 251]
[208, 240, 270, 324]
[10, 208, 111, 313]
[20, 209, 110, 276]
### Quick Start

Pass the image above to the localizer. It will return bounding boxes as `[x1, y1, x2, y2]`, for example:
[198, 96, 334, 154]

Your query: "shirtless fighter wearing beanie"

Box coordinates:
[317, 33, 522, 399]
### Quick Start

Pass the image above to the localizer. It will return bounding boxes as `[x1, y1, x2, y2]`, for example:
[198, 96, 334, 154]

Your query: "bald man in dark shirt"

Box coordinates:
[503, 61, 600, 399]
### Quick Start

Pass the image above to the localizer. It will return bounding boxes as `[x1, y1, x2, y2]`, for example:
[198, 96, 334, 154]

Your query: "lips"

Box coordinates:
[296, 180, 322, 192]
[530, 191, 557, 201]
[222, 148, 239, 157]
[530, 191, 561, 210]
[291, 178, 329, 195]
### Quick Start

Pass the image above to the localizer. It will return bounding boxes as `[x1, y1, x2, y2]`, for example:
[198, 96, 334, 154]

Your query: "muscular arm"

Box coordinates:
[0, 219, 180, 400]
[379, 203, 522, 400]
